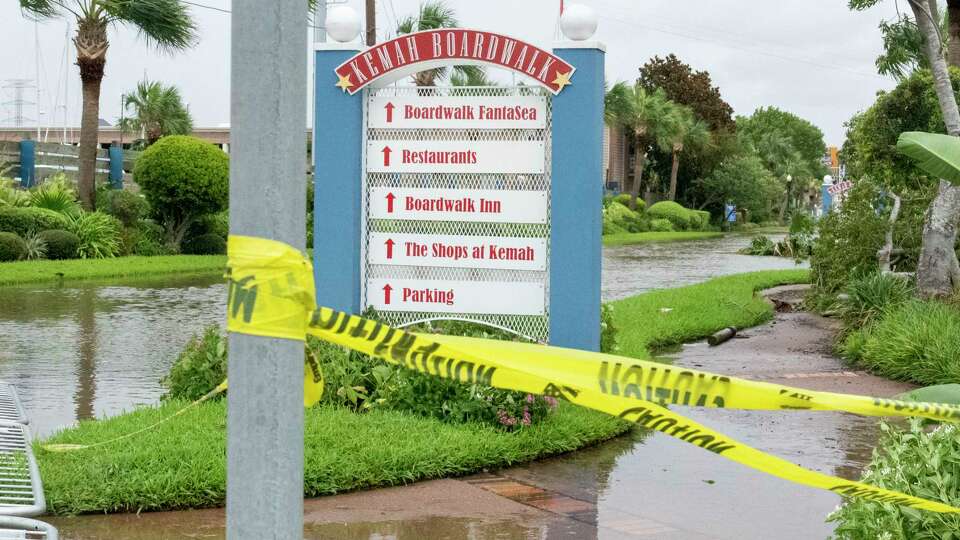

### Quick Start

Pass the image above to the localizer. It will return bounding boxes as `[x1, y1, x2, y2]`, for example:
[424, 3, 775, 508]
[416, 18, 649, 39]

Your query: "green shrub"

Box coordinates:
[600, 303, 618, 354]
[650, 218, 674, 232]
[0, 207, 69, 236]
[648, 201, 692, 230]
[97, 189, 148, 227]
[66, 212, 122, 259]
[29, 182, 79, 216]
[828, 420, 960, 539]
[21, 232, 46, 260]
[188, 211, 228, 240]
[182, 233, 226, 255]
[842, 300, 960, 385]
[788, 210, 815, 235]
[740, 235, 776, 255]
[692, 210, 711, 230]
[38, 229, 79, 260]
[614, 193, 645, 212]
[840, 272, 914, 329]
[127, 221, 173, 256]
[602, 202, 646, 235]
[0, 182, 29, 207]
[162, 326, 226, 402]
[810, 181, 887, 292]
[0, 232, 27, 262]
[134, 135, 229, 249]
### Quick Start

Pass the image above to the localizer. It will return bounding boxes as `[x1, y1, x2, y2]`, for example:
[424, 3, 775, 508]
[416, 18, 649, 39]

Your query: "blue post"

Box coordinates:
[18, 139, 35, 188]
[313, 43, 364, 314]
[108, 141, 123, 189]
[550, 43, 605, 351]
[821, 177, 833, 216]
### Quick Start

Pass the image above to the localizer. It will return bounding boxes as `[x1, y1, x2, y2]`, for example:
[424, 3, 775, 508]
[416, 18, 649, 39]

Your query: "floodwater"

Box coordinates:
[603, 232, 805, 300]
[0, 232, 802, 438]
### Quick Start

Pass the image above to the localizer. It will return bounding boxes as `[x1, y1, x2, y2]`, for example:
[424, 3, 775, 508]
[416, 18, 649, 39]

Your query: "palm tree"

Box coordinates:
[604, 82, 676, 210]
[396, 1, 483, 86]
[120, 80, 193, 148]
[664, 106, 710, 201]
[18, 1, 197, 210]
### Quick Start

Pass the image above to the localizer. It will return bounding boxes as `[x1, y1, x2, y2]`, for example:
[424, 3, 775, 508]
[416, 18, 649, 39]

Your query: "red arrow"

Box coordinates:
[384, 238, 395, 259]
[382, 146, 392, 167]
[384, 102, 395, 123]
[385, 192, 396, 213]
[382, 284, 393, 305]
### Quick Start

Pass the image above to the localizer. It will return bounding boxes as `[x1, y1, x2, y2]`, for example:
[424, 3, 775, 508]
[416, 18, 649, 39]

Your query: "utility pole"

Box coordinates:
[228, 1, 307, 539]
[365, 0, 376, 46]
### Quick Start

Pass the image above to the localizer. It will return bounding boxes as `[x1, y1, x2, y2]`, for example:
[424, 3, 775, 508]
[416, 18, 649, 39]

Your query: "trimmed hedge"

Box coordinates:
[647, 202, 710, 231]
[614, 193, 646, 212]
[0, 207, 69, 236]
[38, 229, 80, 260]
[0, 232, 27, 262]
[650, 218, 674, 232]
[183, 233, 226, 255]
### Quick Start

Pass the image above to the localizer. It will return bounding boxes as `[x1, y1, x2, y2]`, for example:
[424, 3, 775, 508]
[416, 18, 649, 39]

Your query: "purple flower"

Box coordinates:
[544, 396, 558, 409]
[526, 394, 535, 404]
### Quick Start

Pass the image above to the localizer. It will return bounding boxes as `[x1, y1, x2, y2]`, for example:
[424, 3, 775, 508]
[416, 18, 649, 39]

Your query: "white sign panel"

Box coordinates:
[368, 96, 548, 130]
[368, 187, 547, 223]
[369, 232, 547, 271]
[367, 279, 545, 315]
[366, 140, 545, 174]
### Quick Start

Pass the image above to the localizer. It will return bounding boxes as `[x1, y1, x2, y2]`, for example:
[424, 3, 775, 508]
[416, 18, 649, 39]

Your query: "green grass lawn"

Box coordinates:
[602, 231, 724, 247]
[0, 255, 226, 286]
[36, 269, 810, 515]
[38, 401, 628, 515]
[610, 269, 811, 359]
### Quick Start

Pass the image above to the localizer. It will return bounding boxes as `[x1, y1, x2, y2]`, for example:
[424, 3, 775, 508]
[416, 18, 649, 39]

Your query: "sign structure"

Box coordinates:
[827, 180, 853, 196]
[362, 86, 552, 338]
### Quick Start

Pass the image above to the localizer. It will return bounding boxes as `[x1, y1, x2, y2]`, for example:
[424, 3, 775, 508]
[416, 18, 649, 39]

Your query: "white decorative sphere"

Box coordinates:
[560, 4, 598, 41]
[326, 5, 361, 43]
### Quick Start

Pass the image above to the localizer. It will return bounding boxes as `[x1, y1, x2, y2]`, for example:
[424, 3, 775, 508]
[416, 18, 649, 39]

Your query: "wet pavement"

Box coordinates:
[45, 286, 913, 539]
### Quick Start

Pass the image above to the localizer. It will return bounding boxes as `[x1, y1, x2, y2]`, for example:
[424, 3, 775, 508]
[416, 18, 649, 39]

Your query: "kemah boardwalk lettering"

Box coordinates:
[368, 96, 547, 129]
[368, 187, 548, 223]
[366, 140, 545, 174]
[368, 232, 547, 271]
[334, 29, 575, 95]
[367, 278, 545, 315]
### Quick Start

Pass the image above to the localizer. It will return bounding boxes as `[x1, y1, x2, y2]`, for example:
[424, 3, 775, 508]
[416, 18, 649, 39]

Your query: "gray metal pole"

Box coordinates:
[228, 1, 307, 539]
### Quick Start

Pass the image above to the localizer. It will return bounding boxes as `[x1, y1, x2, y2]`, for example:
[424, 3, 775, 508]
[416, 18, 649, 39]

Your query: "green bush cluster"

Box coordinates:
[647, 201, 711, 231]
[649, 218, 673, 232]
[602, 201, 647, 234]
[0, 207, 69, 236]
[0, 232, 27, 262]
[828, 420, 960, 539]
[97, 188, 149, 227]
[165, 312, 620, 431]
[182, 233, 226, 255]
[67, 212, 122, 259]
[38, 229, 79, 260]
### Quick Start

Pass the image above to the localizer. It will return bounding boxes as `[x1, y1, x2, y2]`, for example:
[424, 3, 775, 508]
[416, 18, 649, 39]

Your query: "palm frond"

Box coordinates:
[102, 0, 197, 52]
[18, 0, 66, 19]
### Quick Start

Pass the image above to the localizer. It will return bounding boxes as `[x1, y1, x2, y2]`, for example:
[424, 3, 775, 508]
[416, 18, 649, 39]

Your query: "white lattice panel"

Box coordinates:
[362, 86, 552, 342]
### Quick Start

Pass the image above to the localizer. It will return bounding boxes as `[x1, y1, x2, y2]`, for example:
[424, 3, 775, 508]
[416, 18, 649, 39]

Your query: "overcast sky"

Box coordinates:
[1, 0, 902, 145]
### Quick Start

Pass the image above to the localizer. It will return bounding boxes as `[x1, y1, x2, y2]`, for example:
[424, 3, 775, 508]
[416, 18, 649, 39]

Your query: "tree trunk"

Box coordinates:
[629, 149, 647, 211]
[668, 147, 680, 201]
[948, 0, 960, 67]
[75, 19, 108, 211]
[878, 193, 902, 272]
[916, 180, 960, 296]
[912, 0, 960, 297]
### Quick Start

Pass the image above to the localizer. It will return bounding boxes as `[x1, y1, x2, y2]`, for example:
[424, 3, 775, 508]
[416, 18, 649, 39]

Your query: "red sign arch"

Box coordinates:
[334, 29, 575, 95]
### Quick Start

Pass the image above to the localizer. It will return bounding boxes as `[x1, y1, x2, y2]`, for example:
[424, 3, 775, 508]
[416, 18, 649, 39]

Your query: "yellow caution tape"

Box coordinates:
[224, 235, 960, 513]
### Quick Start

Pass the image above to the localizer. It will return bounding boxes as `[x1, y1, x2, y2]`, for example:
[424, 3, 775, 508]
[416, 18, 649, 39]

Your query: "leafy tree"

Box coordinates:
[18, 0, 197, 211]
[396, 1, 483, 86]
[605, 82, 678, 210]
[664, 106, 711, 201]
[133, 135, 228, 250]
[737, 107, 827, 219]
[637, 54, 734, 132]
[851, 0, 960, 298]
[120, 80, 192, 148]
[690, 152, 780, 223]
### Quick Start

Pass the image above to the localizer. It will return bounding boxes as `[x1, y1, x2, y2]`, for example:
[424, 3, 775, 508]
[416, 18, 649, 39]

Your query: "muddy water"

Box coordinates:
[0, 274, 225, 437]
[603, 233, 805, 301]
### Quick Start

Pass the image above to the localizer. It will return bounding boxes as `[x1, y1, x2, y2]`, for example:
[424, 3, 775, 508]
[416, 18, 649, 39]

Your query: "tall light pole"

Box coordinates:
[228, 1, 307, 538]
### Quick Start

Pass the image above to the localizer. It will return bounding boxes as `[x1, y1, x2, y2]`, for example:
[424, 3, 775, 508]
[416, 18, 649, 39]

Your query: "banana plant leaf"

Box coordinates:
[896, 131, 960, 185]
